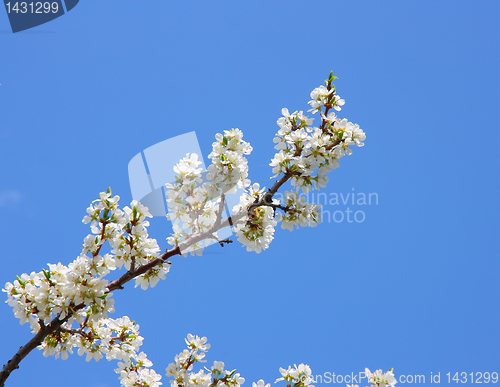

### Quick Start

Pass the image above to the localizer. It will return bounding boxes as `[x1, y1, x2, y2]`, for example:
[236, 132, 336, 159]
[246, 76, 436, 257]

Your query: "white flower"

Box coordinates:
[253, 380, 270, 387]
[280, 191, 321, 231]
[275, 364, 313, 386]
[231, 373, 245, 387]
[269, 151, 291, 178]
[308, 85, 334, 112]
[185, 333, 211, 351]
[233, 205, 277, 253]
[365, 368, 397, 387]
[332, 94, 345, 111]
[212, 361, 225, 373]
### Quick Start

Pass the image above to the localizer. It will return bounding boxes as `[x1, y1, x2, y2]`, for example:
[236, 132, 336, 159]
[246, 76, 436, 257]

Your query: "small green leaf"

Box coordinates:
[328, 71, 338, 81]
[42, 268, 51, 281]
[107, 187, 112, 194]
[222, 136, 228, 146]
[16, 275, 25, 287]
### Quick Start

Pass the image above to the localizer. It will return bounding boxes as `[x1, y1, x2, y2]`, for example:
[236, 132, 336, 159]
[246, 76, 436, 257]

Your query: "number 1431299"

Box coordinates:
[5, 2, 59, 14]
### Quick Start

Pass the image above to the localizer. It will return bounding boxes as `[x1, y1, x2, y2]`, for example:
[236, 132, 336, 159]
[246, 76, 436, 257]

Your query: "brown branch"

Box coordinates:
[0, 310, 74, 386]
[0, 244, 182, 386]
[106, 245, 181, 292]
[250, 173, 291, 212]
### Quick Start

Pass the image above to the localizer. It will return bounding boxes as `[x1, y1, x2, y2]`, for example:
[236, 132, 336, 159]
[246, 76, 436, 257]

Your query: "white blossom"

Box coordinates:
[280, 191, 321, 231]
[364, 368, 397, 387]
[253, 380, 270, 387]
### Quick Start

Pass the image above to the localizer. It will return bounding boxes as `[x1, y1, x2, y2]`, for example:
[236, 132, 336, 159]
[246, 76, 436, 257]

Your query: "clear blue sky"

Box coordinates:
[1, 1, 499, 386]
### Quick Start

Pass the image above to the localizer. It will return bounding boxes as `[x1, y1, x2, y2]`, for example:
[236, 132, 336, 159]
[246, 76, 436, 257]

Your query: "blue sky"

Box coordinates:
[1, 1, 499, 386]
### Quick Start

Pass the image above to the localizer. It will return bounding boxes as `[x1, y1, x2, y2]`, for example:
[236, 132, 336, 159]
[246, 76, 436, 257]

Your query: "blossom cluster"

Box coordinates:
[364, 368, 397, 387]
[271, 75, 365, 194]
[165, 153, 222, 256]
[279, 191, 321, 231]
[166, 334, 323, 387]
[206, 128, 252, 195]
[82, 190, 165, 290]
[231, 183, 279, 253]
[275, 363, 315, 387]
[165, 129, 253, 257]
[3, 190, 166, 386]
[165, 334, 245, 387]
[116, 336, 163, 387]
[164, 74, 365, 256]
[4, 191, 124, 333]
[346, 368, 397, 387]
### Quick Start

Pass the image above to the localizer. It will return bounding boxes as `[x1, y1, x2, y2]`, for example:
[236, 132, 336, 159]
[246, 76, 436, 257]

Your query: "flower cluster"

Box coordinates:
[163, 74, 365, 256]
[3, 191, 125, 333]
[345, 368, 397, 387]
[271, 74, 365, 194]
[116, 345, 162, 387]
[275, 364, 315, 387]
[108, 199, 166, 290]
[308, 84, 345, 113]
[39, 314, 162, 386]
[165, 153, 222, 256]
[165, 129, 253, 256]
[363, 368, 397, 387]
[206, 128, 252, 195]
[40, 316, 141, 360]
[279, 191, 321, 231]
[3, 190, 168, 386]
[165, 334, 245, 387]
[231, 183, 279, 253]
[165, 334, 328, 387]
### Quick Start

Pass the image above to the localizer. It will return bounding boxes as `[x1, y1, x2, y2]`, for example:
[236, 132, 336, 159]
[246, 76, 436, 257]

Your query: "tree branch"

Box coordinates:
[0, 311, 74, 386]
[0, 244, 182, 386]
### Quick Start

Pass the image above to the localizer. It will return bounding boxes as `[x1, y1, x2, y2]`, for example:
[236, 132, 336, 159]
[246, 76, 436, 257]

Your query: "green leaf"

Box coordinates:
[42, 268, 51, 281]
[222, 136, 228, 146]
[16, 275, 25, 287]
[328, 71, 338, 81]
